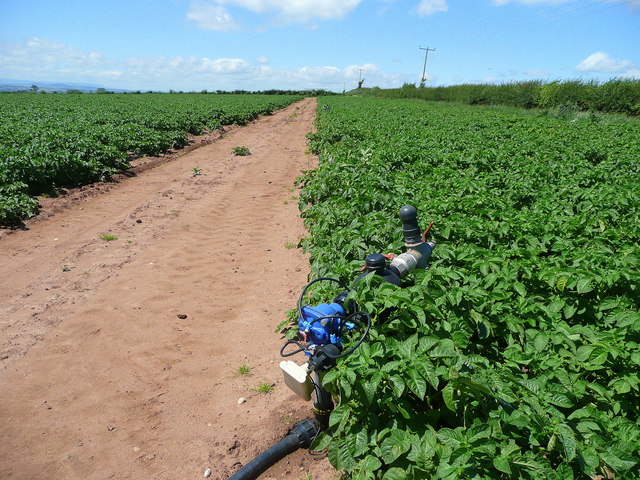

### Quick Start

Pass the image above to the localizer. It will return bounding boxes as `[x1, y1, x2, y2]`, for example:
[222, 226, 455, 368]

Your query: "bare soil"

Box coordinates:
[0, 97, 336, 480]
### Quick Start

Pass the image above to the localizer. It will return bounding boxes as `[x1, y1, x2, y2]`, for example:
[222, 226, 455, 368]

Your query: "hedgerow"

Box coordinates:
[380, 79, 640, 116]
[301, 97, 640, 479]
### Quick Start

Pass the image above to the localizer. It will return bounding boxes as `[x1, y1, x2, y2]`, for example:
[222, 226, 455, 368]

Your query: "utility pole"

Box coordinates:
[419, 46, 436, 87]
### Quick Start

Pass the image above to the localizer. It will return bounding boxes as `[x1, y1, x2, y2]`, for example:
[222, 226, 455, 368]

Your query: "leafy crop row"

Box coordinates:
[301, 97, 640, 479]
[0, 93, 301, 225]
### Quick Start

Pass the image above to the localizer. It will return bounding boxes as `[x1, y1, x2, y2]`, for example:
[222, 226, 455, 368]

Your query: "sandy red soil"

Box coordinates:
[0, 97, 336, 480]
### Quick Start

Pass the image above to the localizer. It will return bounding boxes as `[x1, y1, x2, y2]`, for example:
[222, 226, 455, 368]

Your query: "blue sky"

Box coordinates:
[0, 0, 638, 91]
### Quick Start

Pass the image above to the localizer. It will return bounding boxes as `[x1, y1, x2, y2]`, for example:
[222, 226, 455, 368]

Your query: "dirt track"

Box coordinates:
[0, 97, 335, 479]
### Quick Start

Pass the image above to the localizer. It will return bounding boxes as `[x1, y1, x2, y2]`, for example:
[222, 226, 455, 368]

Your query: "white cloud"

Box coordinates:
[0, 37, 108, 70]
[621, 68, 640, 78]
[416, 0, 448, 15]
[256, 56, 269, 63]
[187, 0, 363, 29]
[344, 63, 379, 78]
[187, 1, 239, 31]
[0, 38, 410, 91]
[576, 51, 634, 73]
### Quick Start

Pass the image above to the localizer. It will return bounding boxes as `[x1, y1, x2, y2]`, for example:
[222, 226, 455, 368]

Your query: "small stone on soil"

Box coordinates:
[237, 397, 246, 404]
[204, 468, 212, 478]
[177, 314, 188, 319]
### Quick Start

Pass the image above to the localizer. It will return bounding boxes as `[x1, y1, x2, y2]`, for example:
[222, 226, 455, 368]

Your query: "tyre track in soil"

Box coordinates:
[0, 97, 335, 480]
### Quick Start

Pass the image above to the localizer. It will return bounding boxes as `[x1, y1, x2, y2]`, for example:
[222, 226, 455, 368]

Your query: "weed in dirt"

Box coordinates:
[254, 382, 274, 394]
[61, 265, 70, 272]
[300, 473, 312, 480]
[282, 416, 295, 424]
[235, 363, 251, 376]
[284, 241, 297, 249]
[100, 233, 118, 241]
[126, 239, 133, 244]
[283, 200, 289, 205]
[191, 166, 203, 177]
[232, 146, 251, 156]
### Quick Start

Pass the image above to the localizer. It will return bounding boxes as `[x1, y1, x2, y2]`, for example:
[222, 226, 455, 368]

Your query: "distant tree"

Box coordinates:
[31, 84, 39, 93]
[96, 88, 107, 94]
[66, 89, 82, 94]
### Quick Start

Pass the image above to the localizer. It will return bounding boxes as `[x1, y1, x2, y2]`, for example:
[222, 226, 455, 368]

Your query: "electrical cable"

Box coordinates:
[279, 339, 306, 357]
[297, 276, 350, 322]
[322, 311, 371, 359]
[283, 276, 372, 360]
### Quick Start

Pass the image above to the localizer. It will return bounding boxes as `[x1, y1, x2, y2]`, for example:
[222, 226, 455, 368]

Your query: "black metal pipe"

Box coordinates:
[228, 419, 319, 480]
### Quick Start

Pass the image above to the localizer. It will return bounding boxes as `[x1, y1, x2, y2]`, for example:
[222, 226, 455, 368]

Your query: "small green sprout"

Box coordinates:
[232, 146, 251, 156]
[236, 363, 251, 376]
[254, 382, 274, 394]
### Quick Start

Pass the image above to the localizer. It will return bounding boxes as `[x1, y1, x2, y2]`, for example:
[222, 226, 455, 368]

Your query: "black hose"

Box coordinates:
[228, 419, 320, 480]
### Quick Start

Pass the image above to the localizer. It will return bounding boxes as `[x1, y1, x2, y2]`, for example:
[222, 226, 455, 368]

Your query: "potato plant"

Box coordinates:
[301, 97, 640, 479]
[0, 93, 302, 224]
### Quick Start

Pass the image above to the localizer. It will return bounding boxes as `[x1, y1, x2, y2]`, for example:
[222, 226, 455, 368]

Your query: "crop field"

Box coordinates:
[0, 93, 301, 224]
[301, 98, 640, 479]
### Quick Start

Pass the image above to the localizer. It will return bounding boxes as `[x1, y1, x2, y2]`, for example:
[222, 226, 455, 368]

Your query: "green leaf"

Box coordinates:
[379, 430, 411, 464]
[563, 303, 578, 319]
[382, 467, 408, 480]
[557, 424, 577, 461]
[338, 437, 357, 471]
[442, 383, 456, 411]
[493, 456, 512, 475]
[329, 405, 350, 429]
[514, 282, 527, 297]
[340, 376, 353, 399]
[533, 331, 549, 352]
[547, 392, 574, 408]
[578, 447, 600, 475]
[310, 432, 331, 451]
[600, 452, 637, 471]
[354, 429, 369, 457]
[389, 375, 405, 398]
[359, 455, 382, 472]
[407, 368, 427, 399]
[576, 278, 593, 294]
[415, 359, 439, 389]
[616, 312, 640, 328]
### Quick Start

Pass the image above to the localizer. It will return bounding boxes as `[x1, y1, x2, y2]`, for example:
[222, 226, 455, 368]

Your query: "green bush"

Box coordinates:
[376, 79, 640, 116]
